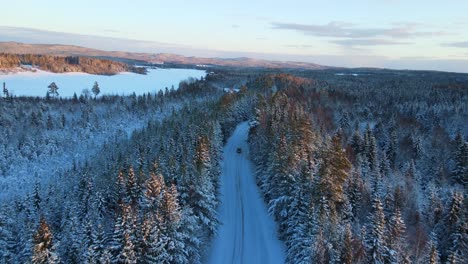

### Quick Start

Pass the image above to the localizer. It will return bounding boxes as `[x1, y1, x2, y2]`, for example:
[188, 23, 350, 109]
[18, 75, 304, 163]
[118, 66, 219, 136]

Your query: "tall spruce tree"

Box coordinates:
[317, 134, 351, 221]
[32, 217, 59, 264]
[366, 198, 389, 264]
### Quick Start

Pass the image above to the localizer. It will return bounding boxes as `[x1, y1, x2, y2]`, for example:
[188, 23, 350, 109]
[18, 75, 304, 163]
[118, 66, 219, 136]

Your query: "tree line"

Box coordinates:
[0, 53, 146, 75]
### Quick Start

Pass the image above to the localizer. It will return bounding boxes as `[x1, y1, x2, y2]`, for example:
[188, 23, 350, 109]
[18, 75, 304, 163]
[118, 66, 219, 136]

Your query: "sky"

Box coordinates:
[1, 0, 468, 72]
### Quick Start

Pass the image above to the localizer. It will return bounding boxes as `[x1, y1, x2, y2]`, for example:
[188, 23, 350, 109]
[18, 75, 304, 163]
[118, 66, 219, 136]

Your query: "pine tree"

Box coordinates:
[285, 192, 313, 264]
[142, 216, 168, 263]
[366, 198, 389, 264]
[46, 114, 54, 130]
[194, 135, 211, 177]
[120, 233, 137, 264]
[311, 229, 330, 263]
[339, 111, 351, 134]
[32, 217, 59, 264]
[436, 191, 465, 261]
[425, 233, 441, 264]
[160, 184, 181, 226]
[179, 208, 202, 264]
[368, 133, 378, 171]
[386, 129, 397, 169]
[317, 134, 351, 221]
[60, 114, 66, 128]
[109, 211, 125, 261]
[47, 82, 59, 97]
[159, 184, 188, 263]
[370, 170, 384, 200]
[266, 134, 296, 237]
[412, 135, 423, 160]
[92, 81, 100, 98]
[116, 170, 126, 205]
[452, 139, 467, 184]
[0, 208, 14, 263]
[126, 166, 139, 206]
[144, 171, 165, 210]
[184, 133, 218, 240]
[85, 224, 106, 263]
[387, 208, 407, 262]
[33, 181, 41, 211]
[340, 224, 354, 264]
[351, 129, 363, 156]
[445, 222, 467, 264]
[347, 169, 364, 221]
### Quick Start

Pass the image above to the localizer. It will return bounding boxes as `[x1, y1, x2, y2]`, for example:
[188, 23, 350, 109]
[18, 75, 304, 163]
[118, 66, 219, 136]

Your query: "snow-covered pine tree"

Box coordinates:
[386, 129, 397, 169]
[366, 198, 389, 264]
[452, 138, 467, 184]
[126, 166, 140, 206]
[85, 224, 106, 264]
[143, 171, 165, 210]
[284, 189, 313, 264]
[189, 135, 219, 237]
[159, 184, 188, 263]
[120, 233, 137, 264]
[311, 229, 330, 263]
[0, 207, 14, 263]
[316, 134, 351, 222]
[109, 209, 125, 261]
[351, 128, 363, 156]
[142, 215, 169, 263]
[32, 217, 59, 264]
[340, 224, 354, 264]
[387, 208, 407, 262]
[425, 232, 441, 264]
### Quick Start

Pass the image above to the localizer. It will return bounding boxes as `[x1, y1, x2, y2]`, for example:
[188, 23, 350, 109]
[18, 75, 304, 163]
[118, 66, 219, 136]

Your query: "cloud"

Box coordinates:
[272, 21, 440, 39]
[443, 41, 468, 48]
[284, 44, 314, 49]
[332, 39, 411, 46]
[102, 29, 120, 33]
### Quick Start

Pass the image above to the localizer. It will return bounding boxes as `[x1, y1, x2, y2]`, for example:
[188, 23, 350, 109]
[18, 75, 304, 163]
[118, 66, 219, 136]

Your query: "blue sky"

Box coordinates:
[1, 0, 468, 72]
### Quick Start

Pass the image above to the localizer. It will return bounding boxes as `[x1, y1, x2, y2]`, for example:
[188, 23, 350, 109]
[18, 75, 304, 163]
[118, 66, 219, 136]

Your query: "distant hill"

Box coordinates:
[0, 53, 146, 75]
[0, 42, 330, 70]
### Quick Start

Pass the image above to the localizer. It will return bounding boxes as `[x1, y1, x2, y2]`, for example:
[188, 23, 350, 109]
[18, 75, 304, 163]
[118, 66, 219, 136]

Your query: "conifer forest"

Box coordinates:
[0, 67, 467, 264]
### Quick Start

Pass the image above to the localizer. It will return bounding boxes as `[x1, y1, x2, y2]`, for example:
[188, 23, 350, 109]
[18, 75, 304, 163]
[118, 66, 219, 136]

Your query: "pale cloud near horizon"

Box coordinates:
[331, 39, 411, 47]
[283, 44, 314, 49]
[443, 41, 468, 48]
[271, 21, 443, 40]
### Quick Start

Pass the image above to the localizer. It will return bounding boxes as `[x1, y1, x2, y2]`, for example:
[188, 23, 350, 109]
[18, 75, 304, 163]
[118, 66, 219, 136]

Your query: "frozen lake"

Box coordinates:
[0, 68, 206, 97]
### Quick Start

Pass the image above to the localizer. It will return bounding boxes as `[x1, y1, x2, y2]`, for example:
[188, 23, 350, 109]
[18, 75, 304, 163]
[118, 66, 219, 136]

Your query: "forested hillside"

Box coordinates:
[0, 67, 466, 263]
[0, 53, 146, 75]
[0, 77, 226, 263]
[246, 73, 467, 263]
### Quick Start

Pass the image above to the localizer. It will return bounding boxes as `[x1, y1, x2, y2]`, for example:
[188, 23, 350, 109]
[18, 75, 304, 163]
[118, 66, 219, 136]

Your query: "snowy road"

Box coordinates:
[207, 122, 285, 264]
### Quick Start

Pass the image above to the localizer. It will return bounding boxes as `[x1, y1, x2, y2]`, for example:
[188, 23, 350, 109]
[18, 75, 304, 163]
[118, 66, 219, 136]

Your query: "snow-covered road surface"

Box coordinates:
[207, 122, 285, 264]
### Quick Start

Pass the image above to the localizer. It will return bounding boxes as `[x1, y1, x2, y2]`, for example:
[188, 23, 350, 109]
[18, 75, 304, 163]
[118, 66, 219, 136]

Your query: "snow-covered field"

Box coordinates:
[208, 122, 285, 264]
[0, 68, 206, 97]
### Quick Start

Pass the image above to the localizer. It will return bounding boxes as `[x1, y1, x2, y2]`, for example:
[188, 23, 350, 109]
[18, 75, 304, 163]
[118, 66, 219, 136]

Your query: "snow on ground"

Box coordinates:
[0, 105, 173, 201]
[207, 122, 285, 264]
[0, 68, 206, 97]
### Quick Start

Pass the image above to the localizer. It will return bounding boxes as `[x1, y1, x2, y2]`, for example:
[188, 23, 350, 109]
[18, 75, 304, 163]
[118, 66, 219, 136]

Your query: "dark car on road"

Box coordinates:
[236, 147, 242, 153]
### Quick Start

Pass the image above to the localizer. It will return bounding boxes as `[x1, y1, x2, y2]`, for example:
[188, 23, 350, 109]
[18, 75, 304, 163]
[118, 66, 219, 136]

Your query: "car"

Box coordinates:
[236, 147, 242, 153]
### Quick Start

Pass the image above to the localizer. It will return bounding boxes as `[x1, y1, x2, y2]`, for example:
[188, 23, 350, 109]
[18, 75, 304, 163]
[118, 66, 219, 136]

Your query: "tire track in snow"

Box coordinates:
[207, 122, 285, 264]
